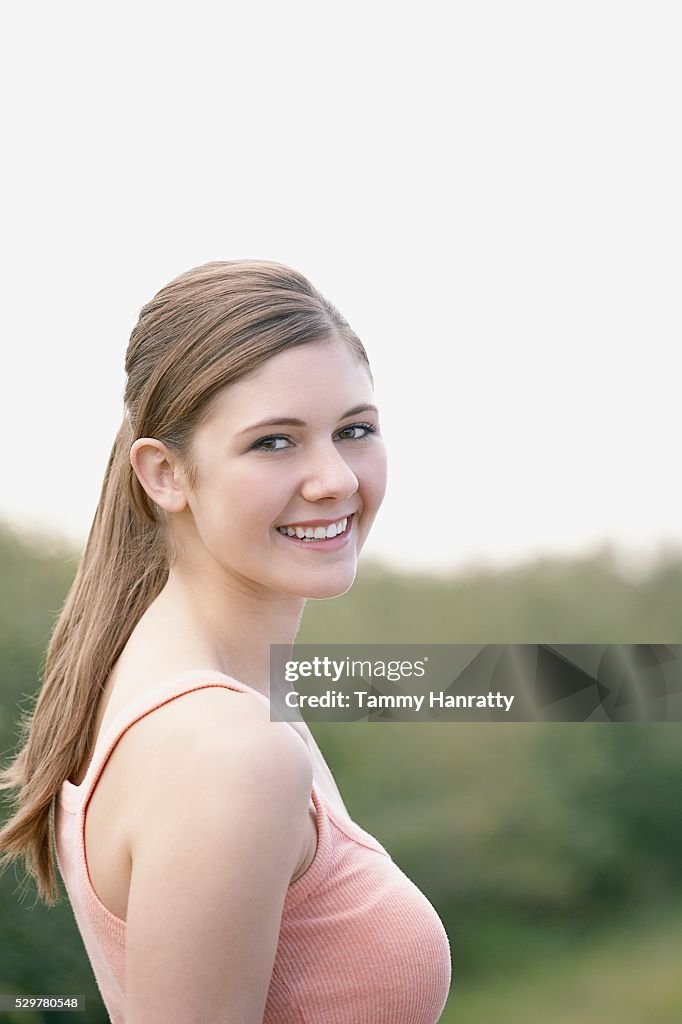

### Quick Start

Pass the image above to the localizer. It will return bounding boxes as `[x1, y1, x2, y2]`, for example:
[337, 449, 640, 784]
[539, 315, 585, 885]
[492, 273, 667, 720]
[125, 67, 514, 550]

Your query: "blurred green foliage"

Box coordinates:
[1, 522, 681, 1022]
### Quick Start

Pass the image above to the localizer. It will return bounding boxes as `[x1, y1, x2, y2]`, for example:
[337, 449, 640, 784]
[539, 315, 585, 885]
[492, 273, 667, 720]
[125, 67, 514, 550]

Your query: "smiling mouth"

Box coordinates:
[276, 515, 352, 542]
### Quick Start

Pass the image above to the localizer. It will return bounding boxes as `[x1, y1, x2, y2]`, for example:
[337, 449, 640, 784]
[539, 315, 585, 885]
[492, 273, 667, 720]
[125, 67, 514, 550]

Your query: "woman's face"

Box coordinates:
[178, 336, 387, 599]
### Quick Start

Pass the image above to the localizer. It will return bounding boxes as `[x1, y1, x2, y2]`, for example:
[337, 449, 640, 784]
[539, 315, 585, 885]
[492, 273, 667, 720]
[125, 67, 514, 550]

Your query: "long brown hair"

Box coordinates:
[0, 260, 370, 905]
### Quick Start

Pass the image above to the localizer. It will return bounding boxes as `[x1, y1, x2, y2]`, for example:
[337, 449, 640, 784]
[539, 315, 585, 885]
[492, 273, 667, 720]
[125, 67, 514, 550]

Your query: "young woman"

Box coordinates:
[0, 261, 452, 1023]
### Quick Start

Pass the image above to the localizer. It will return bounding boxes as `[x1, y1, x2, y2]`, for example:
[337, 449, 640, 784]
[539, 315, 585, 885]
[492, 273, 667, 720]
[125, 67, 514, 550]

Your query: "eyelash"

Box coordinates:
[251, 422, 377, 453]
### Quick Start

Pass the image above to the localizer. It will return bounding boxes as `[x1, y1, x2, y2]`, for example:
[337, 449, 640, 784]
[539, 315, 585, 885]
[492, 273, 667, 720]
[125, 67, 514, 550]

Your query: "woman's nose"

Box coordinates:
[299, 442, 359, 502]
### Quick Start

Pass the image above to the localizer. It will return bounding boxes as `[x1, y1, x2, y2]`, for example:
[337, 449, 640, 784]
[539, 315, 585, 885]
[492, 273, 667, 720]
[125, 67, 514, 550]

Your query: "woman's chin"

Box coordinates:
[280, 564, 358, 601]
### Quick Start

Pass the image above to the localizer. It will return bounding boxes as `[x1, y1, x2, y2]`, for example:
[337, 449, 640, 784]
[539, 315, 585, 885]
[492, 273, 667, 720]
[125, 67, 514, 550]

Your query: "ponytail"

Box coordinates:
[0, 417, 168, 905]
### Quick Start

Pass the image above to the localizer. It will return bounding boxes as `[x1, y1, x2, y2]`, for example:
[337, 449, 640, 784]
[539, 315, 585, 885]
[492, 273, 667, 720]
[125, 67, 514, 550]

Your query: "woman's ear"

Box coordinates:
[130, 438, 188, 513]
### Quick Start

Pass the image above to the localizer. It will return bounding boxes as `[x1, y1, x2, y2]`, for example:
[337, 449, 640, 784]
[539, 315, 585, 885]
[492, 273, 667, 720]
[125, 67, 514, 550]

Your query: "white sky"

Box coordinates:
[1, 2, 680, 575]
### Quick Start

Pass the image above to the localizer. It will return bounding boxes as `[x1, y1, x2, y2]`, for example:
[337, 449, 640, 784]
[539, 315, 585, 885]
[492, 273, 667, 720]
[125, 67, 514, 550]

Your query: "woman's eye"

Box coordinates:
[337, 422, 377, 441]
[252, 435, 292, 451]
[251, 422, 377, 452]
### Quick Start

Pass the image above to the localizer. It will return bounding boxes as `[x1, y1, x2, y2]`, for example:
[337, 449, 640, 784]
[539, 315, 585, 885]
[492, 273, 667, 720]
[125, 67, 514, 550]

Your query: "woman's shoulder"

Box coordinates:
[89, 657, 278, 782]
[122, 675, 307, 777]
[106, 664, 312, 834]
[119, 671, 313, 844]
[108, 665, 276, 759]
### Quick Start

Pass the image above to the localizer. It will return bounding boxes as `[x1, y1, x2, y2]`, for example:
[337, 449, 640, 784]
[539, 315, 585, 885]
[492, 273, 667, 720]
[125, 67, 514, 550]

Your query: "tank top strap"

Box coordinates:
[58, 669, 272, 814]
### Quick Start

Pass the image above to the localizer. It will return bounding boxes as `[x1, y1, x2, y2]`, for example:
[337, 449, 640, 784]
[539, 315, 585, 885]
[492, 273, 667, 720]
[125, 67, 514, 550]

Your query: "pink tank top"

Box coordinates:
[54, 670, 452, 1023]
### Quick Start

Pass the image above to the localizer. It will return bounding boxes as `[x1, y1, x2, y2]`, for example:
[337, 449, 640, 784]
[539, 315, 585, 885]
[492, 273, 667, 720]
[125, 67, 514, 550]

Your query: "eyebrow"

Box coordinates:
[237, 404, 379, 436]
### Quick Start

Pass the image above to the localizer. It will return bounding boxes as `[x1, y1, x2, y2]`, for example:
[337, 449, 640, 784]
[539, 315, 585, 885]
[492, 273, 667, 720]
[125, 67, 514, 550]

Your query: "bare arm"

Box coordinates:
[123, 702, 313, 1024]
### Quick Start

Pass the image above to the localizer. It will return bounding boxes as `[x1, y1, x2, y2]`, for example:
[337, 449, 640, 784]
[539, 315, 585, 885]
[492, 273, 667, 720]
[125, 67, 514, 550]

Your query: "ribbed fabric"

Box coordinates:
[54, 670, 452, 1023]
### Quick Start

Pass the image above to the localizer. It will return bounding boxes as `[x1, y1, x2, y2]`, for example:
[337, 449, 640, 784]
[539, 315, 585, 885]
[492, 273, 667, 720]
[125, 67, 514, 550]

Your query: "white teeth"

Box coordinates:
[276, 515, 351, 540]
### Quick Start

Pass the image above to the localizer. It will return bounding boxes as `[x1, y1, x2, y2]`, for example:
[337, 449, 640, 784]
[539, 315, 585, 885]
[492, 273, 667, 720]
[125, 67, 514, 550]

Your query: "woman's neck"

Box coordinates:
[142, 566, 306, 699]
